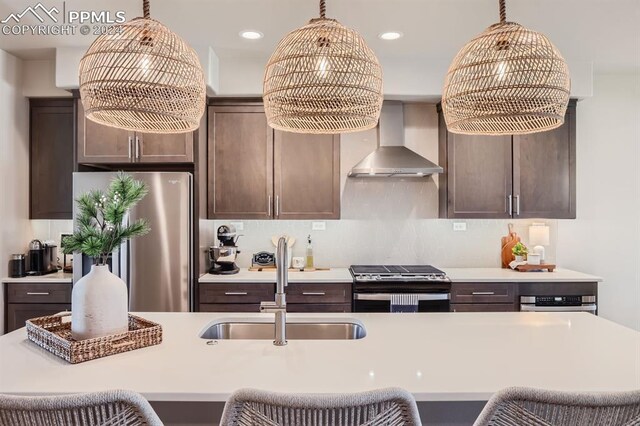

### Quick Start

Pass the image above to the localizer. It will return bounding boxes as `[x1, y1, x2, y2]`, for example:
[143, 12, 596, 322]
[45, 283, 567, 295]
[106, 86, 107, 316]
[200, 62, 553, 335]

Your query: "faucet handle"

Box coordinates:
[260, 301, 277, 312]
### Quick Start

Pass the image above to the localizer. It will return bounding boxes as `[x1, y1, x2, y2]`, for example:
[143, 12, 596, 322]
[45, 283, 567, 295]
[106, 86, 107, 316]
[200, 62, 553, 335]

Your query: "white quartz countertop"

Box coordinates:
[0, 312, 637, 402]
[442, 268, 602, 283]
[200, 267, 601, 284]
[2, 271, 73, 283]
[200, 268, 353, 283]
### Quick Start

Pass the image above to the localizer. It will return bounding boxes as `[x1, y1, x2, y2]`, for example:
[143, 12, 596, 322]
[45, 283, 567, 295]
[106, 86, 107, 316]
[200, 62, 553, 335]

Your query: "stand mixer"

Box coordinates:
[209, 225, 241, 275]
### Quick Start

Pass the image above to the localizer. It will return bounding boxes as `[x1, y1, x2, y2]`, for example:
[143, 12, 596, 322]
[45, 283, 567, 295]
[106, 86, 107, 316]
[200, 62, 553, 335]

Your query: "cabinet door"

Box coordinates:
[136, 132, 194, 163]
[451, 282, 515, 304]
[208, 106, 273, 219]
[30, 99, 75, 219]
[6, 303, 70, 333]
[77, 101, 133, 163]
[288, 303, 351, 313]
[450, 303, 516, 313]
[286, 283, 351, 304]
[274, 132, 340, 219]
[513, 102, 576, 219]
[445, 132, 513, 218]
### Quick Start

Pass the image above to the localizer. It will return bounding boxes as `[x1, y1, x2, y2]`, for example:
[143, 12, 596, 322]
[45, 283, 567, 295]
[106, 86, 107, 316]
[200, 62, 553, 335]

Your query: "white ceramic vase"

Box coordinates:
[71, 264, 128, 340]
[515, 255, 525, 262]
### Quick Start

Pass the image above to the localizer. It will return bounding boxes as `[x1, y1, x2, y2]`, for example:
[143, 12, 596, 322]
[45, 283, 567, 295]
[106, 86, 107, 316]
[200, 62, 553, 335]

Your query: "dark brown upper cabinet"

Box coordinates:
[438, 100, 577, 219]
[77, 100, 194, 164]
[207, 102, 341, 220]
[274, 131, 340, 220]
[208, 105, 274, 219]
[30, 98, 75, 219]
[513, 104, 576, 218]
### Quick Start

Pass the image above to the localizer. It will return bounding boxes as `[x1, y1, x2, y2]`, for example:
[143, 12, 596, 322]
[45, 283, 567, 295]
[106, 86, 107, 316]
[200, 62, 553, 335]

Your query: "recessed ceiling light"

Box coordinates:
[240, 30, 263, 40]
[379, 31, 403, 41]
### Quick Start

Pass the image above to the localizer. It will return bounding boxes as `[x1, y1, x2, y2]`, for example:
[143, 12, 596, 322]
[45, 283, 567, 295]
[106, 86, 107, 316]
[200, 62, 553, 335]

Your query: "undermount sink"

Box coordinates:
[200, 320, 366, 340]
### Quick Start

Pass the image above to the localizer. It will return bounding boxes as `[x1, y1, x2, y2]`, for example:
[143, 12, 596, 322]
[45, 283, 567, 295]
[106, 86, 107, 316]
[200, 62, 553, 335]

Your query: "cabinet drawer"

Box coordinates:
[451, 283, 515, 304]
[7, 283, 71, 304]
[199, 283, 274, 304]
[288, 303, 351, 313]
[451, 303, 516, 313]
[286, 283, 351, 304]
[7, 303, 70, 333]
[199, 304, 261, 313]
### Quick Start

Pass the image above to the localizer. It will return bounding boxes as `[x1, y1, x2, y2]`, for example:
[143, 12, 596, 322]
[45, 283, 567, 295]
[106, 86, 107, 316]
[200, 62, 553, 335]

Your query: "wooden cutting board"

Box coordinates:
[501, 223, 520, 268]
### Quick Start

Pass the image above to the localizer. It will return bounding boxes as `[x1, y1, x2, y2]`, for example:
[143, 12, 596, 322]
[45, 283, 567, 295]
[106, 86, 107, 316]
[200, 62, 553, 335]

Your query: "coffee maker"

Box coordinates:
[208, 225, 241, 275]
[27, 239, 58, 276]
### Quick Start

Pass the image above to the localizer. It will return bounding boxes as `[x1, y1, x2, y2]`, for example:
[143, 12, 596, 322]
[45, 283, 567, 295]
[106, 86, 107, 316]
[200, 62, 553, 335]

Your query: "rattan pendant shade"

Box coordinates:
[263, 0, 383, 134]
[79, 0, 206, 133]
[442, 0, 571, 135]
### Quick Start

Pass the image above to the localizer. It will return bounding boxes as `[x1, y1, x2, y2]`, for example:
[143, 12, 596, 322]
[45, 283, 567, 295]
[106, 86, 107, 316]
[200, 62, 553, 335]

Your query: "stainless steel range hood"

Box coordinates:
[348, 102, 443, 178]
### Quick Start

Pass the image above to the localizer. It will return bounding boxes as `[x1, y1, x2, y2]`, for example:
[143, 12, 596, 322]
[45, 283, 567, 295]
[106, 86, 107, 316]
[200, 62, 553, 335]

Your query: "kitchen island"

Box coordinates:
[0, 312, 638, 424]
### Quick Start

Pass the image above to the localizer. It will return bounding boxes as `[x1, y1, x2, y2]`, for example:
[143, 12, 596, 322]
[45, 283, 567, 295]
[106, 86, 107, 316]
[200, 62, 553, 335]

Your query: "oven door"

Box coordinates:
[353, 293, 450, 313]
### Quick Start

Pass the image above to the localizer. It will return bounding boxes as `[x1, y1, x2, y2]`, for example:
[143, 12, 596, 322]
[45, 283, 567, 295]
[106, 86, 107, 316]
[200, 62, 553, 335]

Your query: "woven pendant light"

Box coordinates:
[79, 0, 206, 133]
[263, 0, 383, 134]
[442, 0, 570, 135]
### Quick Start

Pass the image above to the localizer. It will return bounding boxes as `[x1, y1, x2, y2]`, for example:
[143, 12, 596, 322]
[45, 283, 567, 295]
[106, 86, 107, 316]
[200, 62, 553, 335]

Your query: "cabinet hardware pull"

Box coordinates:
[275, 195, 280, 217]
[507, 195, 513, 216]
[268, 195, 272, 217]
[128, 136, 133, 159]
[26, 292, 50, 296]
[514, 195, 520, 216]
[224, 292, 248, 296]
[302, 292, 326, 296]
[472, 291, 495, 295]
[135, 136, 141, 160]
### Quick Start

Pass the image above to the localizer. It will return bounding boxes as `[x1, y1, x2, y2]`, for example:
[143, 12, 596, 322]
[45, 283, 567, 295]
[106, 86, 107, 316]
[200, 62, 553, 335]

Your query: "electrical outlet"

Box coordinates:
[453, 222, 467, 231]
[230, 222, 244, 231]
[312, 222, 326, 231]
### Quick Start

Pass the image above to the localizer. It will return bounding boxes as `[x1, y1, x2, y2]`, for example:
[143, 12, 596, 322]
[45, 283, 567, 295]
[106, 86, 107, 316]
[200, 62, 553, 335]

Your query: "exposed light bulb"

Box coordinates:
[316, 56, 330, 79]
[139, 57, 151, 75]
[496, 61, 508, 80]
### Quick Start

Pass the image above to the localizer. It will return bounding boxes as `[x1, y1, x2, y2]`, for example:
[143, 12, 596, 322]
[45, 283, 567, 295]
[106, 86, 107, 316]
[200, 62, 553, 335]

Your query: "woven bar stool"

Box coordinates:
[0, 390, 163, 426]
[221, 387, 421, 426]
[474, 387, 640, 426]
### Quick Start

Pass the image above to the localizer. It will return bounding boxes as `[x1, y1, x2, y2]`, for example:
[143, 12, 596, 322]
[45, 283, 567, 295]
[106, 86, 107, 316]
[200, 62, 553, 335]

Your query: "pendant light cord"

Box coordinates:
[319, 0, 326, 18]
[143, 0, 150, 19]
[499, 0, 506, 23]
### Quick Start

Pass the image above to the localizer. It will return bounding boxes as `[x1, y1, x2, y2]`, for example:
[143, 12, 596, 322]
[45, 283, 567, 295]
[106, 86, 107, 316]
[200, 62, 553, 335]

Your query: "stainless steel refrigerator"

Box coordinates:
[72, 172, 193, 312]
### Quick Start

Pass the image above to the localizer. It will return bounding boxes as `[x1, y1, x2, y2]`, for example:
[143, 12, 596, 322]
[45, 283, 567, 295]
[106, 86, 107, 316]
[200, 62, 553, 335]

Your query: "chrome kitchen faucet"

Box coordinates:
[260, 236, 288, 346]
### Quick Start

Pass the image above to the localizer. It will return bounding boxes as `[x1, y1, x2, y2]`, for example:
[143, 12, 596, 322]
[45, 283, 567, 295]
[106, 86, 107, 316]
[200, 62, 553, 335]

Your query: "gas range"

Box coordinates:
[350, 265, 451, 283]
[350, 265, 451, 312]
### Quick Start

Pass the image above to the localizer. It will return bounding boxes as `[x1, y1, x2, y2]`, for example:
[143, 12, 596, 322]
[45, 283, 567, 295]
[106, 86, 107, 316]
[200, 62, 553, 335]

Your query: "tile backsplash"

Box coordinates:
[29, 220, 73, 249]
[202, 219, 557, 269]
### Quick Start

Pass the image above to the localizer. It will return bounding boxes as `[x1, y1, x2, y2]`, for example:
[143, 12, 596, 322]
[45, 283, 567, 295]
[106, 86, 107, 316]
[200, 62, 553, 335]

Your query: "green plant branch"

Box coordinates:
[62, 172, 151, 265]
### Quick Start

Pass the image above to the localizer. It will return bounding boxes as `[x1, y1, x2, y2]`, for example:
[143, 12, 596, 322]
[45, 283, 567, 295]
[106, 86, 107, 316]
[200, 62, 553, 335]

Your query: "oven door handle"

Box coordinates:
[520, 304, 597, 312]
[354, 293, 450, 301]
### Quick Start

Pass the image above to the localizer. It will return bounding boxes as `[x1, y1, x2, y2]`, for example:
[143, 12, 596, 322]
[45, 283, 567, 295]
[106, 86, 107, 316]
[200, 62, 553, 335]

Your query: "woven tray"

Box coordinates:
[26, 313, 162, 364]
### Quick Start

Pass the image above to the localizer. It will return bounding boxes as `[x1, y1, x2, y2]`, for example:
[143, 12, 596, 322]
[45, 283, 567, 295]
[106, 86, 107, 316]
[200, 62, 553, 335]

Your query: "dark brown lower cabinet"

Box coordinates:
[450, 282, 517, 312]
[199, 304, 260, 313]
[7, 303, 71, 333]
[288, 303, 351, 313]
[198, 282, 352, 313]
[450, 303, 516, 313]
[4, 282, 72, 333]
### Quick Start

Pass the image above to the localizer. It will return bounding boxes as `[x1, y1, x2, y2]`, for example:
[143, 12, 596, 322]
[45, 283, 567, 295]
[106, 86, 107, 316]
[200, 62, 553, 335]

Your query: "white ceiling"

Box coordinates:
[1, 0, 639, 72]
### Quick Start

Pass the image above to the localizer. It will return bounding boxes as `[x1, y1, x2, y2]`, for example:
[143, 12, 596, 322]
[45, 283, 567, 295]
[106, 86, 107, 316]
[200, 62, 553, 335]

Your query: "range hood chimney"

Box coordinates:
[348, 102, 443, 178]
